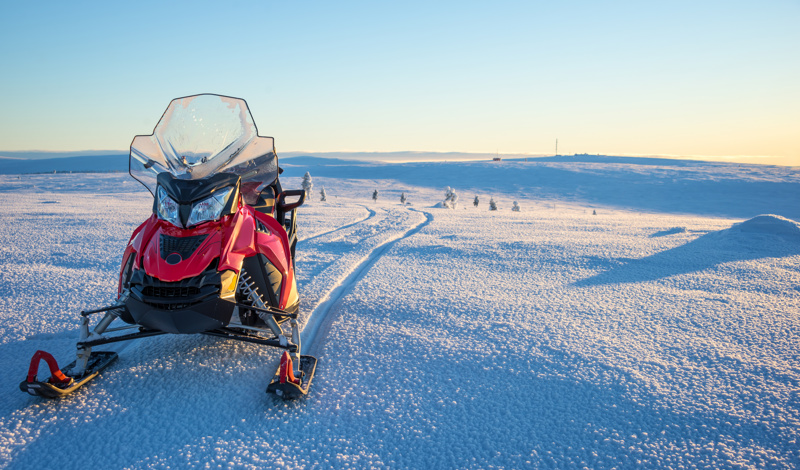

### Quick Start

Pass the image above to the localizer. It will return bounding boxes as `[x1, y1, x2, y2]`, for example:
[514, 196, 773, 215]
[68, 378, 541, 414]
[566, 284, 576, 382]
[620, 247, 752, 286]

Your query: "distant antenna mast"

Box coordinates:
[555, 139, 558, 156]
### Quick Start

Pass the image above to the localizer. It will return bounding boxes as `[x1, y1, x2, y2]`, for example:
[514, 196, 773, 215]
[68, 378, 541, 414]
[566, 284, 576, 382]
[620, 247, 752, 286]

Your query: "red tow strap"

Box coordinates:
[27, 350, 72, 384]
[279, 351, 301, 385]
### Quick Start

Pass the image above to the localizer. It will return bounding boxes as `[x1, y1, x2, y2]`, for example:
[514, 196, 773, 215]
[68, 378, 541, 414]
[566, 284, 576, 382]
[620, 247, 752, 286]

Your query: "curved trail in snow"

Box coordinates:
[302, 208, 434, 355]
[297, 205, 375, 246]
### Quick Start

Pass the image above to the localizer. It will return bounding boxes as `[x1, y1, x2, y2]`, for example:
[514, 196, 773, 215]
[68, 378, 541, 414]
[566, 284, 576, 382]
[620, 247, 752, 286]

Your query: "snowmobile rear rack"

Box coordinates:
[277, 189, 306, 212]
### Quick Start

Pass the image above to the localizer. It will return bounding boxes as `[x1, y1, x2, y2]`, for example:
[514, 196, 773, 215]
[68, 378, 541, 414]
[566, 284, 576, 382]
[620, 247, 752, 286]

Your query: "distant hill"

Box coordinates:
[279, 151, 547, 163]
[0, 154, 127, 174]
[0, 150, 127, 160]
[1, 150, 793, 176]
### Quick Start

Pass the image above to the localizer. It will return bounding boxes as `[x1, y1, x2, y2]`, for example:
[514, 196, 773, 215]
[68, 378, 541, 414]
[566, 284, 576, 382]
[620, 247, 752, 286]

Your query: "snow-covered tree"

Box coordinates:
[400, 192, 407, 204]
[473, 195, 479, 208]
[512, 201, 520, 212]
[320, 186, 327, 202]
[448, 189, 458, 208]
[443, 187, 458, 209]
[489, 197, 497, 211]
[372, 189, 379, 202]
[301, 172, 313, 199]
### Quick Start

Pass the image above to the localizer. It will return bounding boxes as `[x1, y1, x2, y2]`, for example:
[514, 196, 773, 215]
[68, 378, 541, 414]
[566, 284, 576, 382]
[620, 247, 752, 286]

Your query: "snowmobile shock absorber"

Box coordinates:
[238, 273, 286, 339]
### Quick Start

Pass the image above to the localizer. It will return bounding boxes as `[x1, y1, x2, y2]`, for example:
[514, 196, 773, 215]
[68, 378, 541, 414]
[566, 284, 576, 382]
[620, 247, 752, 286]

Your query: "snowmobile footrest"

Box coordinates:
[19, 351, 118, 399]
[266, 355, 318, 399]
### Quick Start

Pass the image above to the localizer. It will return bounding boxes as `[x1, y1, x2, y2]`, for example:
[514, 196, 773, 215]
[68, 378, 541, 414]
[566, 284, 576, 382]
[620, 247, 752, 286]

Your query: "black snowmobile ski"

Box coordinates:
[20, 350, 118, 399]
[266, 351, 318, 399]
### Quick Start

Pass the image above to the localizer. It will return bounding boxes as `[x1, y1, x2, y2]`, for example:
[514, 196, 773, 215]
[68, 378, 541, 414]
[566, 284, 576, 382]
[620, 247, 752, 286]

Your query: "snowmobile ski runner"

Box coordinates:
[21, 94, 316, 399]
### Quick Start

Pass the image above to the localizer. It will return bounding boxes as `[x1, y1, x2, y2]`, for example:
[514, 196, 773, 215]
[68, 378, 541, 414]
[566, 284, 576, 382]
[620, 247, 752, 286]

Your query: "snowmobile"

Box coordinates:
[20, 94, 316, 399]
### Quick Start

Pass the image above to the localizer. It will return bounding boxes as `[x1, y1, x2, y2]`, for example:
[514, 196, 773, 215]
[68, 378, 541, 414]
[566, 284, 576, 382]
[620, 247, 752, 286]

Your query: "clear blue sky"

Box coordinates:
[1, 0, 798, 165]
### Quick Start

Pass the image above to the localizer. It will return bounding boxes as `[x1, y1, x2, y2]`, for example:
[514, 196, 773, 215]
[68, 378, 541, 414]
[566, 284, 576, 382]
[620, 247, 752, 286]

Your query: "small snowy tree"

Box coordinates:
[320, 186, 327, 202]
[489, 197, 497, 211]
[443, 187, 458, 209]
[473, 195, 479, 208]
[372, 189, 379, 202]
[400, 192, 407, 204]
[512, 201, 520, 212]
[301, 172, 313, 199]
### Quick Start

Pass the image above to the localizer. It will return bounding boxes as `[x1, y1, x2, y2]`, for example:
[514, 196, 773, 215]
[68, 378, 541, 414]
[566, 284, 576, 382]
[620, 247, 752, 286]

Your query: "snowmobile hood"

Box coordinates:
[136, 204, 263, 282]
[141, 222, 224, 283]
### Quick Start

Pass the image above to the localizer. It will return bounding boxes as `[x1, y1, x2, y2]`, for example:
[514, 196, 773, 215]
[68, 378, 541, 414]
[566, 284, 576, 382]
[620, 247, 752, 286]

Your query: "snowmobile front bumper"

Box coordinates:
[126, 295, 236, 334]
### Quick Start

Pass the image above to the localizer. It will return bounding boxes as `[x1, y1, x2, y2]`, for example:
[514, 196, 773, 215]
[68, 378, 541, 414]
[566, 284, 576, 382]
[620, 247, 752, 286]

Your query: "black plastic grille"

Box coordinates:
[145, 301, 193, 311]
[142, 286, 201, 298]
[160, 234, 207, 260]
[129, 259, 221, 310]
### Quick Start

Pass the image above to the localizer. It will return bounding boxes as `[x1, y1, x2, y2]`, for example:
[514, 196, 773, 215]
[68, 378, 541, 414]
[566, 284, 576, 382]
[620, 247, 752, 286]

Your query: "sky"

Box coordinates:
[0, 0, 798, 165]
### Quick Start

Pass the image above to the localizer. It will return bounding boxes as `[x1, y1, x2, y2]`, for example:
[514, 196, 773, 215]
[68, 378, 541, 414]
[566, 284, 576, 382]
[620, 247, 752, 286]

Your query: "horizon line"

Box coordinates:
[1, 149, 797, 167]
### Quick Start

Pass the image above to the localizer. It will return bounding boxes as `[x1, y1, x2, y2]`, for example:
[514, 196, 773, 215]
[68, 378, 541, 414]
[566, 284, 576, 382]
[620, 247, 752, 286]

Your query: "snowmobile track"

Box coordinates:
[298, 205, 376, 246]
[302, 208, 433, 355]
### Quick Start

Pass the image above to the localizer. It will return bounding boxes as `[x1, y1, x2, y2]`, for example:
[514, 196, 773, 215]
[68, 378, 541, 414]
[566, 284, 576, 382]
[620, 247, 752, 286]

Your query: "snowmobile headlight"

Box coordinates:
[187, 187, 233, 227]
[156, 186, 181, 227]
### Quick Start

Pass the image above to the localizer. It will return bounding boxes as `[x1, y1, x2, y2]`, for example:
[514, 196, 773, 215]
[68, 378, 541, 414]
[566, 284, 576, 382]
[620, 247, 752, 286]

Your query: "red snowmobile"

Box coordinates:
[20, 94, 316, 399]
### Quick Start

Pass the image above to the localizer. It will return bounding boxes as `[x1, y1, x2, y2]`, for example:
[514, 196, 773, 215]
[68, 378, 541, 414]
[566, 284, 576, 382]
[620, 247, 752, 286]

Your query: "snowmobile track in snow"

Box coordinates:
[302, 208, 433, 355]
[297, 205, 376, 246]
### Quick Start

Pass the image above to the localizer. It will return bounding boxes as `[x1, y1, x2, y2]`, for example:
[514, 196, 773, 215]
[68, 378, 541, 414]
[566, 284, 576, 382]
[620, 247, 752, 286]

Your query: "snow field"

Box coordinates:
[311, 208, 799, 468]
[0, 166, 798, 469]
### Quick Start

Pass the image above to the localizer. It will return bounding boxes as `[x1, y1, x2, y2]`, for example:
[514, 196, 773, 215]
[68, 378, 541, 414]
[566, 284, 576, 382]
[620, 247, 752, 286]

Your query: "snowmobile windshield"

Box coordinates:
[129, 94, 278, 205]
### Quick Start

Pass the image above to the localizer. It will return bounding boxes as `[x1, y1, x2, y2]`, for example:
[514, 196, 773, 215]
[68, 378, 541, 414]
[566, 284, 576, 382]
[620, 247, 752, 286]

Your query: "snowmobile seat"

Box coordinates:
[252, 186, 276, 216]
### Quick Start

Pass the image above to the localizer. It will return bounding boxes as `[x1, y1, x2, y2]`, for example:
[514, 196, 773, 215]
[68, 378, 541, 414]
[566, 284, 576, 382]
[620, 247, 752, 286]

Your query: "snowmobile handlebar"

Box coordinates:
[277, 190, 305, 212]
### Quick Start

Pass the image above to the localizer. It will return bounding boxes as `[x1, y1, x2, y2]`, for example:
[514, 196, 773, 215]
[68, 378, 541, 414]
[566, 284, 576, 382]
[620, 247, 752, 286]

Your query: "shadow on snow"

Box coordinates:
[575, 220, 800, 287]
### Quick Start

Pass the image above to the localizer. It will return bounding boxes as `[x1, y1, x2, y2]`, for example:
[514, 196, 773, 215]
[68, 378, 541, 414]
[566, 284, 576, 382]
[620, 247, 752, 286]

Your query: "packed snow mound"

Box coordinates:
[651, 227, 687, 237]
[727, 214, 800, 238]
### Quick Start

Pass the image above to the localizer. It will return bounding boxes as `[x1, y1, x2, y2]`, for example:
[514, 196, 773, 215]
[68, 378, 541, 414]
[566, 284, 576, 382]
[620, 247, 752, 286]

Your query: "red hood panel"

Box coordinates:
[142, 226, 223, 282]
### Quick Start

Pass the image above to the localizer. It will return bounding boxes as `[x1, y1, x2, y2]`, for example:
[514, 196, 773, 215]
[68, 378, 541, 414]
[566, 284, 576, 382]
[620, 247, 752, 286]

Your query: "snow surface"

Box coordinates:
[0, 160, 799, 469]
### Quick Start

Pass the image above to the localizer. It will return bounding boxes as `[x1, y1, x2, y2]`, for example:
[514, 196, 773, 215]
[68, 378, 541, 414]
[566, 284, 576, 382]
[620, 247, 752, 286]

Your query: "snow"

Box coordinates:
[0, 158, 799, 469]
